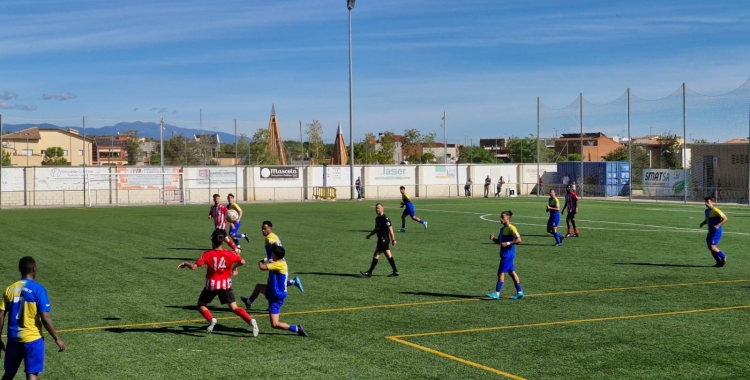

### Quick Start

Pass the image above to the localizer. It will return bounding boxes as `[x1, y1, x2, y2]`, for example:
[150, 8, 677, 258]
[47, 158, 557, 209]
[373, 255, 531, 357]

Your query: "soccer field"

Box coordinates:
[1, 198, 749, 379]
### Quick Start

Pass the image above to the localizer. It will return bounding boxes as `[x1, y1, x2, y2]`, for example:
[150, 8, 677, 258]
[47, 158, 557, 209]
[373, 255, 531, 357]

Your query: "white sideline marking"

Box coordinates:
[418, 208, 750, 236]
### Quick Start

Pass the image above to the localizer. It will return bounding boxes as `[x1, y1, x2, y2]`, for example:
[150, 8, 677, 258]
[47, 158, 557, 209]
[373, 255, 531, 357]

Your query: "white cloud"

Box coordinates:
[42, 93, 76, 101]
[0, 91, 18, 100]
[0, 101, 37, 111]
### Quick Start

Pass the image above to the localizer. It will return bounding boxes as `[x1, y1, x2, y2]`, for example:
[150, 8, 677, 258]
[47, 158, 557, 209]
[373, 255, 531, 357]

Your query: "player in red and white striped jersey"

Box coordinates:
[208, 193, 241, 256]
[177, 230, 259, 336]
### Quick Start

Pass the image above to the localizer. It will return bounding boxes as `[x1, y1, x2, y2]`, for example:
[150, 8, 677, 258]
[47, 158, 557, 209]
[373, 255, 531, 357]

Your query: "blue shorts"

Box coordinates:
[402, 203, 415, 218]
[547, 213, 560, 228]
[498, 253, 516, 273]
[267, 297, 286, 315]
[5, 338, 45, 375]
[229, 220, 242, 237]
[707, 230, 722, 246]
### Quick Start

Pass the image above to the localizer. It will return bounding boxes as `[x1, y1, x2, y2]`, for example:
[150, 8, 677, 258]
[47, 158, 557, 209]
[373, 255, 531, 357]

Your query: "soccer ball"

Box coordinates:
[226, 210, 239, 222]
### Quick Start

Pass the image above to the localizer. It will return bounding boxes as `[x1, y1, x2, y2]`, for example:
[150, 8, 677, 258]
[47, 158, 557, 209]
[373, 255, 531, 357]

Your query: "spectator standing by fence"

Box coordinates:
[484, 176, 491, 197]
[495, 177, 505, 197]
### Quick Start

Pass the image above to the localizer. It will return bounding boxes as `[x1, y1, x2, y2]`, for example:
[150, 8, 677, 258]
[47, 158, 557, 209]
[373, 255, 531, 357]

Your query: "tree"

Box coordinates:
[603, 145, 649, 163]
[1, 150, 9, 166]
[400, 128, 422, 162]
[42, 147, 68, 166]
[373, 132, 396, 164]
[353, 133, 378, 164]
[508, 134, 553, 163]
[658, 133, 682, 169]
[122, 130, 142, 165]
[305, 120, 324, 161]
[248, 128, 278, 165]
[458, 145, 494, 163]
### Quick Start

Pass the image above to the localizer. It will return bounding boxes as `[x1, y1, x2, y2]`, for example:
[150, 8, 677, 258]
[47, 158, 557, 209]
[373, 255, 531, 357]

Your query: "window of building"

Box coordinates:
[63, 150, 68, 156]
[22, 149, 32, 156]
[731, 154, 748, 164]
[79, 150, 83, 156]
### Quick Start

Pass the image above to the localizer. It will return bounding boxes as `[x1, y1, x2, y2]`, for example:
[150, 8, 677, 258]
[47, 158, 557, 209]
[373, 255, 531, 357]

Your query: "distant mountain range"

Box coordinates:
[1, 121, 238, 143]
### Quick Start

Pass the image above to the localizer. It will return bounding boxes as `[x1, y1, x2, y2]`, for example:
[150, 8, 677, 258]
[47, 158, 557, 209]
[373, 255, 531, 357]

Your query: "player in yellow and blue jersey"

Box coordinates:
[546, 189, 565, 246]
[226, 193, 249, 250]
[255, 221, 303, 294]
[486, 211, 524, 300]
[699, 197, 728, 267]
[241, 245, 308, 337]
[0, 256, 65, 379]
[398, 186, 427, 232]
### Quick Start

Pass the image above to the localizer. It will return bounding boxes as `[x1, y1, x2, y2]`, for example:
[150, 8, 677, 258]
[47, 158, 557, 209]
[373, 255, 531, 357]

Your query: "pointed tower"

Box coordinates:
[331, 123, 349, 165]
[267, 104, 287, 165]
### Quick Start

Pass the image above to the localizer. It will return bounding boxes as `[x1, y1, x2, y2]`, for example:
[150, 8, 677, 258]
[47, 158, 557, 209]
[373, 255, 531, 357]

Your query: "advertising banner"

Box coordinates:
[323, 166, 352, 186]
[0, 168, 25, 192]
[116, 167, 181, 189]
[188, 167, 239, 189]
[35, 167, 110, 190]
[259, 167, 299, 180]
[643, 169, 688, 196]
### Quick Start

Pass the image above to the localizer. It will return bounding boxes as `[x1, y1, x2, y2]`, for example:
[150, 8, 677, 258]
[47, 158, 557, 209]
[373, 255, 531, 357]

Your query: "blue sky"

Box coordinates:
[1, 0, 750, 143]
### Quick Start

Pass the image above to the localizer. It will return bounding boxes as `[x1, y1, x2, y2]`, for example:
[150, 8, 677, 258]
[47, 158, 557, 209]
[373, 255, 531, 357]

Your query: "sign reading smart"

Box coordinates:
[260, 167, 299, 180]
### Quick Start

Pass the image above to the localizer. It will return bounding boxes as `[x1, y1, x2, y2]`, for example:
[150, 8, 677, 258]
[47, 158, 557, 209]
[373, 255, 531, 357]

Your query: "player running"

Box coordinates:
[259, 221, 303, 292]
[209, 193, 241, 255]
[546, 189, 565, 246]
[486, 210, 524, 300]
[398, 186, 427, 232]
[361, 203, 399, 277]
[177, 230, 259, 336]
[699, 197, 728, 267]
[227, 193, 249, 250]
[240, 245, 308, 337]
[561, 184, 579, 237]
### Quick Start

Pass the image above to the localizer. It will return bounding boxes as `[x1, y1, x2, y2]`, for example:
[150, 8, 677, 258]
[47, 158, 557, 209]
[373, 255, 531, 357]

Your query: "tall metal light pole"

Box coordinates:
[347, 0, 356, 200]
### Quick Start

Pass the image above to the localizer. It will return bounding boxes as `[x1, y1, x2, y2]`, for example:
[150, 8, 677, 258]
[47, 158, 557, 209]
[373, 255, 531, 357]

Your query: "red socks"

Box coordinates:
[201, 309, 213, 322]
[234, 308, 252, 323]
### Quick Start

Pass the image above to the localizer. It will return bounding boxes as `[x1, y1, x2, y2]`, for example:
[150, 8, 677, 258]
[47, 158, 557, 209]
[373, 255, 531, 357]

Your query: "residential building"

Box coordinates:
[1, 127, 93, 166]
[554, 132, 623, 162]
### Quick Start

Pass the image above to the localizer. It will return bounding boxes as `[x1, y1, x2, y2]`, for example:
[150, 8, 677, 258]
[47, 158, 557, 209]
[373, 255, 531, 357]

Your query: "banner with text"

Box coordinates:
[36, 167, 110, 191]
[187, 167, 240, 189]
[117, 167, 181, 189]
[643, 169, 689, 196]
[0, 168, 25, 192]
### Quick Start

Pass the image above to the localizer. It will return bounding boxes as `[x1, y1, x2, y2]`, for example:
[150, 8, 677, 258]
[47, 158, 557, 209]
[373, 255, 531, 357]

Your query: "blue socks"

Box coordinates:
[717, 251, 726, 259]
[515, 283, 523, 293]
[419, 220, 426, 225]
[496, 281, 504, 293]
[289, 325, 298, 332]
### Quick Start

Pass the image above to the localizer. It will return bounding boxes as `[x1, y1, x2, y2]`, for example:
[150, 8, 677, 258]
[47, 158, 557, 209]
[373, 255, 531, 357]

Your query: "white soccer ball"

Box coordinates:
[226, 210, 239, 222]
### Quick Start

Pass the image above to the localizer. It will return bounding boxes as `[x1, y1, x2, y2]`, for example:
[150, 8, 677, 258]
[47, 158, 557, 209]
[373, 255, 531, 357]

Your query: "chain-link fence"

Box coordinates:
[539, 79, 750, 204]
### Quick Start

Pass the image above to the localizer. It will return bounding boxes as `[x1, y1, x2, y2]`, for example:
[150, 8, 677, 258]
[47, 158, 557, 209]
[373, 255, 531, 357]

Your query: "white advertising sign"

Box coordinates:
[643, 169, 688, 196]
[35, 167, 110, 190]
[0, 168, 25, 192]
[188, 167, 239, 189]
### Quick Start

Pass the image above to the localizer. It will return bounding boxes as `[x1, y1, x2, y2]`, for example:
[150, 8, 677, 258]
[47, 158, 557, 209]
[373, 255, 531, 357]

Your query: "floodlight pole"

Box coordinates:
[348, 0, 356, 200]
[442, 111, 447, 163]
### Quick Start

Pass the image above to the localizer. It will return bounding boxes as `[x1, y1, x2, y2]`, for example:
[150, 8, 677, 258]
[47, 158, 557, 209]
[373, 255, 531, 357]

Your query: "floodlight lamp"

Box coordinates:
[347, 0, 356, 10]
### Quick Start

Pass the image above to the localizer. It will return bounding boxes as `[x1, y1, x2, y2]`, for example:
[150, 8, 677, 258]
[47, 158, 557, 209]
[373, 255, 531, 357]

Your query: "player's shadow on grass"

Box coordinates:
[105, 324, 249, 338]
[164, 305, 233, 313]
[347, 229, 374, 233]
[614, 262, 712, 268]
[295, 271, 362, 278]
[400, 291, 479, 299]
[144, 257, 197, 261]
[167, 247, 207, 251]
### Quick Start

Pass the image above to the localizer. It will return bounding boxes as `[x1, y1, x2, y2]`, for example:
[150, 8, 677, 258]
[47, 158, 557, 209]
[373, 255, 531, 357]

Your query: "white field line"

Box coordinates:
[418, 207, 750, 236]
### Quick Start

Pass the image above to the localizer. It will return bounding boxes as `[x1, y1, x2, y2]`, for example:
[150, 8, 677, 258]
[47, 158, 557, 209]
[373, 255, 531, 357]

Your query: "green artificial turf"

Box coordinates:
[0, 197, 748, 379]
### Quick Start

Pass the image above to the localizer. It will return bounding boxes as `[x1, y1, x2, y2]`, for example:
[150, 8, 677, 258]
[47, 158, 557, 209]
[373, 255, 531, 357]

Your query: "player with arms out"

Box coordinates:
[226, 193, 250, 250]
[486, 210, 524, 300]
[546, 189, 565, 246]
[0, 256, 65, 380]
[561, 184, 579, 237]
[258, 221, 303, 292]
[177, 230, 259, 336]
[240, 245, 308, 337]
[361, 203, 399, 277]
[398, 186, 427, 232]
[208, 193, 241, 254]
[699, 196, 728, 267]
